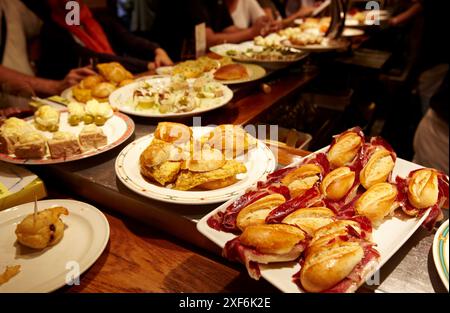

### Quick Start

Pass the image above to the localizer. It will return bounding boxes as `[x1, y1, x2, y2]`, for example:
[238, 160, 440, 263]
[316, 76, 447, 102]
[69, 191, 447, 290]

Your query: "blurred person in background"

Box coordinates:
[188, 0, 276, 47]
[285, 0, 316, 19]
[258, 0, 318, 27]
[0, 0, 95, 108]
[413, 72, 448, 175]
[225, 0, 268, 29]
[22, 0, 172, 80]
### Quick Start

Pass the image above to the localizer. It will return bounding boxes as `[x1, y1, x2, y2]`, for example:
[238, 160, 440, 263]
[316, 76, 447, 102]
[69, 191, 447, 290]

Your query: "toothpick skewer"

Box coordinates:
[33, 195, 38, 225]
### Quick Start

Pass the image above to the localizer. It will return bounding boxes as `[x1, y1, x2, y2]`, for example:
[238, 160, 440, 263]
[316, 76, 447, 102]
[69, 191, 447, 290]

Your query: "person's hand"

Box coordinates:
[154, 48, 173, 68]
[251, 16, 272, 37]
[389, 16, 398, 26]
[57, 66, 96, 93]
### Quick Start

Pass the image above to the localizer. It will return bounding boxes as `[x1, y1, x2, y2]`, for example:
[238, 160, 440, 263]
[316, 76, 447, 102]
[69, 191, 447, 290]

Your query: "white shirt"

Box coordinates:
[0, 0, 42, 76]
[230, 0, 266, 29]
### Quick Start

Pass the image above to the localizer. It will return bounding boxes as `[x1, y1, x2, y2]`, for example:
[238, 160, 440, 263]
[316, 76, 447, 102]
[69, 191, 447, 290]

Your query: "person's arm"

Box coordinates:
[248, 0, 267, 24]
[281, 6, 315, 27]
[389, 1, 422, 26]
[206, 27, 258, 46]
[206, 15, 273, 46]
[0, 66, 95, 97]
[94, 11, 160, 60]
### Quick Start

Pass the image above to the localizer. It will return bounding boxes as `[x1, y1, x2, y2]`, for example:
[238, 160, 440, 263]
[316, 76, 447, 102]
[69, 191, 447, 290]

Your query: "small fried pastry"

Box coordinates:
[80, 75, 104, 89]
[15, 206, 69, 249]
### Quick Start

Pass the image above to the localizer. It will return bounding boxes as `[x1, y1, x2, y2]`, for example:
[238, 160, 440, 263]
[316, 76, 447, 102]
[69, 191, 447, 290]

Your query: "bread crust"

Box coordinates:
[360, 148, 395, 189]
[236, 194, 286, 231]
[300, 240, 364, 293]
[407, 169, 439, 209]
[154, 122, 192, 144]
[355, 182, 398, 225]
[239, 224, 306, 254]
[282, 207, 335, 235]
[214, 64, 249, 81]
[327, 132, 362, 168]
[320, 167, 356, 200]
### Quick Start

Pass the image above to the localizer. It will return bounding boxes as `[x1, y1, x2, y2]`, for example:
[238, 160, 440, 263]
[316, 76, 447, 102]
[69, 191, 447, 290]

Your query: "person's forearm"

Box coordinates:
[392, 3, 422, 25]
[206, 28, 257, 46]
[281, 7, 313, 27]
[0, 66, 60, 96]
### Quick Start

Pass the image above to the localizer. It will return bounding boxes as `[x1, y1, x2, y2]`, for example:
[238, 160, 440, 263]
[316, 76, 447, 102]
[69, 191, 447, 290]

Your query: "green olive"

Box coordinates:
[68, 115, 80, 126]
[94, 116, 107, 126]
[83, 115, 94, 124]
[48, 124, 59, 132]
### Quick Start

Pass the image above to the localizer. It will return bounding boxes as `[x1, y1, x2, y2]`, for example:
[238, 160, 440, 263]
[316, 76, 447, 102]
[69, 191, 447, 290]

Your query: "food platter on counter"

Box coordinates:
[197, 127, 449, 293]
[0, 109, 135, 165]
[109, 76, 234, 118]
[210, 41, 308, 70]
[157, 63, 267, 85]
[282, 38, 349, 52]
[115, 123, 276, 205]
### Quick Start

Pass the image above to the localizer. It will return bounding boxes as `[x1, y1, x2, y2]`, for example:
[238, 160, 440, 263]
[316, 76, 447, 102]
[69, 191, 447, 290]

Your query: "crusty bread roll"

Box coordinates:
[281, 164, 322, 198]
[300, 240, 364, 293]
[91, 82, 116, 99]
[203, 124, 256, 157]
[360, 148, 395, 189]
[327, 132, 363, 168]
[236, 194, 286, 231]
[320, 167, 355, 201]
[309, 220, 365, 249]
[154, 122, 192, 144]
[355, 182, 398, 226]
[139, 139, 172, 169]
[184, 148, 226, 172]
[407, 169, 439, 209]
[80, 75, 104, 89]
[239, 224, 306, 255]
[214, 64, 249, 81]
[282, 207, 335, 235]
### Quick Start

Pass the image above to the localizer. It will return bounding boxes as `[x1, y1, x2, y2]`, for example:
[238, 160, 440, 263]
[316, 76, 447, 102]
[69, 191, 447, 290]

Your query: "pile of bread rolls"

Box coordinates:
[208, 127, 449, 293]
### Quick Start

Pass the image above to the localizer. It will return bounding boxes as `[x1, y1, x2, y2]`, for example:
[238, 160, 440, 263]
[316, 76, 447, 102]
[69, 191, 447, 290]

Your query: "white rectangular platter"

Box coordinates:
[197, 149, 429, 293]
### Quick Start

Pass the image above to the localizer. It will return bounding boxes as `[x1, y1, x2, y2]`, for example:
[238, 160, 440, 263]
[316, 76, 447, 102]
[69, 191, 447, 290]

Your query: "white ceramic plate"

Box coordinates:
[115, 127, 276, 205]
[108, 76, 234, 118]
[197, 147, 431, 293]
[215, 63, 266, 85]
[0, 111, 135, 165]
[293, 20, 364, 37]
[433, 219, 449, 291]
[210, 42, 308, 70]
[282, 39, 349, 52]
[345, 11, 389, 27]
[155, 64, 266, 85]
[0, 199, 109, 293]
[342, 28, 365, 37]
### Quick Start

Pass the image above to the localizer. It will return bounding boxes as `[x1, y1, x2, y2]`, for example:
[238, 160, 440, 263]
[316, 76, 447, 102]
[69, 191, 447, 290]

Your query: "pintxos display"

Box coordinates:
[62, 62, 134, 104]
[115, 122, 276, 204]
[197, 127, 449, 293]
[0, 104, 134, 165]
[109, 75, 233, 118]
